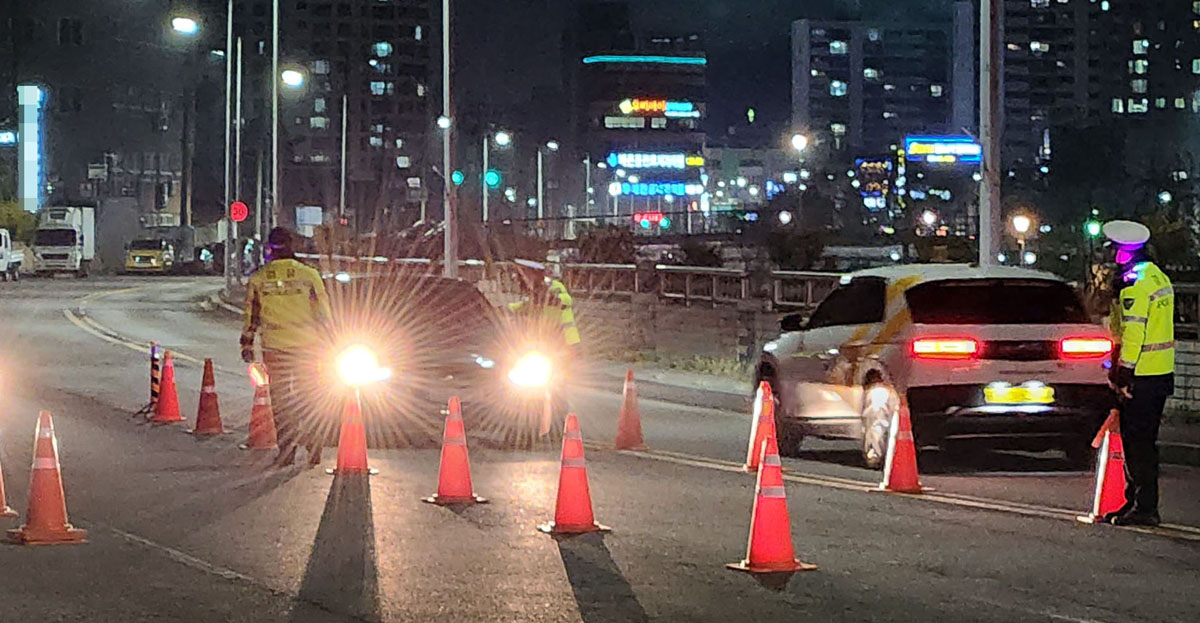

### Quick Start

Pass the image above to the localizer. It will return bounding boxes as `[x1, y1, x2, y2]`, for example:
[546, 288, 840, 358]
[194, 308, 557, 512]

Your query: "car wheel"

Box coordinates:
[860, 386, 896, 470]
[1064, 438, 1096, 470]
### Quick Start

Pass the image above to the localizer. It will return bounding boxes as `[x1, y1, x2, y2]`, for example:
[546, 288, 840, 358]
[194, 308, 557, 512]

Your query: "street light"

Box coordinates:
[546, 140, 560, 152]
[1158, 190, 1173, 204]
[790, 133, 808, 153]
[921, 210, 938, 227]
[171, 17, 199, 34]
[437, 115, 452, 130]
[1011, 214, 1032, 235]
[494, 130, 511, 147]
[280, 69, 305, 88]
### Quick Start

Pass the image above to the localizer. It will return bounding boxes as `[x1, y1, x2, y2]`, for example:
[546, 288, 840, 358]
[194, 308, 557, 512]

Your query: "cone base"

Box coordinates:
[613, 443, 649, 452]
[149, 417, 185, 425]
[873, 483, 929, 494]
[726, 559, 817, 574]
[1, 506, 16, 518]
[238, 441, 279, 451]
[1076, 514, 1105, 525]
[538, 521, 611, 536]
[186, 428, 230, 436]
[7, 525, 87, 545]
[422, 494, 488, 506]
[326, 467, 378, 476]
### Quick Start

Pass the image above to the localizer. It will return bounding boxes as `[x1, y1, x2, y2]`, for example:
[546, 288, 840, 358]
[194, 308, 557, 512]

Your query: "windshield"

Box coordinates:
[34, 229, 77, 247]
[129, 240, 164, 251]
[905, 279, 1090, 324]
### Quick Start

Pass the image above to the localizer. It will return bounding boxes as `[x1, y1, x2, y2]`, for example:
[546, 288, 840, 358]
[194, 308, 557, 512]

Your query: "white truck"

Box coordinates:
[33, 206, 96, 277]
[0, 228, 24, 281]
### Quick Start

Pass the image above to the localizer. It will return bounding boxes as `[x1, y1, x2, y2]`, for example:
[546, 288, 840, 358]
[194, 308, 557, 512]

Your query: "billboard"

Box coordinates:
[904, 135, 982, 165]
[854, 157, 893, 199]
[606, 152, 704, 170]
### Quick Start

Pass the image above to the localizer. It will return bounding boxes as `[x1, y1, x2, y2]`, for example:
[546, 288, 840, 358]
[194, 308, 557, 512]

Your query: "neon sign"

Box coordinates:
[583, 55, 706, 66]
[17, 85, 43, 213]
[617, 98, 700, 118]
[618, 182, 704, 197]
[904, 135, 982, 164]
[606, 152, 703, 170]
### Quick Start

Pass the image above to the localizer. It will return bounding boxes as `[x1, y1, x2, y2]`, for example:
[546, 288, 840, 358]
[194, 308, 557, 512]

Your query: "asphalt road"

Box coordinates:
[0, 276, 1198, 622]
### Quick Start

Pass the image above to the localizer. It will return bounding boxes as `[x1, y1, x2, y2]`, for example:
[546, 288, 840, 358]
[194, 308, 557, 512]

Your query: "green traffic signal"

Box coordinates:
[484, 169, 502, 189]
[451, 170, 465, 186]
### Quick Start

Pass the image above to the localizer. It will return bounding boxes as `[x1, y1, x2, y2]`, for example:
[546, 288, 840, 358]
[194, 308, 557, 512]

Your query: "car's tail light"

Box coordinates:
[910, 337, 980, 360]
[1058, 337, 1113, 359]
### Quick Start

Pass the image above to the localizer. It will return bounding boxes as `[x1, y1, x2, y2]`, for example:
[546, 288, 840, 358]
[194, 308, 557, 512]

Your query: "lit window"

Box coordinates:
[373, 41, 393, 57]
[883, 83, 896, 91]
[1194, 59, 1200, 74]
[830, 40, 848, 55]
[1131, 59, 1149, 74]
[1133, 39, 1149, 55]
[309, 116, 328, 129]
[604, 116, 645, 129]
[867, 28, 881, 42]
[396, 156, 411, 169]
[1006, 43, 1021, 51]
[1176, 97, 1187, 109]
[414, 25, 423, 41]
[1030, 41, 1050, 54]
[1031, 0, 1049, 7]
[1112, 98, 1124, 114]
[314, 97, 326, 113]
[1194, 92, 1200, 113]
[1156, 98, 1167, 109]
[417, 84, 426, 97]
[369, 136, 384, 147]
[313, 60, 330, 75]
[1129, 98, 1149, 114]
[369, 81, 393, 96]
[883, 111, 898, 119]
[830, 80, 847, 97]
[371, 123, 384, 134]
[651, 117, 667, 129]
[1132, 79, 1147, 93]
[811, 69, 820, 77]
[1194, 1, 1200, 15]
[930, 84, 944, 97]
[395, 138, 404, 148]
[1101, 1, 1110, 11]
[830, 123, 847, 136]
[864, 68, 880, 80]
[310, 153, 331, 163]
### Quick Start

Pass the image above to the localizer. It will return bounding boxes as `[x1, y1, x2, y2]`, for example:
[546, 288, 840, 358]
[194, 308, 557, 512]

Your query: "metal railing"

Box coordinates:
[656, 265, 749, 308]
[771, 270, 843, 311]
[562, 263, 639, 298]
[1175, 283, 1200, 339]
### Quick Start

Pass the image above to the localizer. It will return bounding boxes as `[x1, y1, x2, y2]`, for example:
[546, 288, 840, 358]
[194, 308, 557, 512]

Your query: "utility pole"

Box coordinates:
[339, 93, 348, 219]
[482, 133, 489, 224]
[222, 0, 234, 293]
[583, 155, 590, 217]
[271, 0, 280, 229]
[979, 0, 1003, 266]
[442, 0, 458, 278]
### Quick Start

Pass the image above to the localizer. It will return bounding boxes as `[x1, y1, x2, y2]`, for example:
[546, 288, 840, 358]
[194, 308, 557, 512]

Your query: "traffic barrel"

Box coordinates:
[727, 436, 816, 574]
[188, 359, 228, 436]
[539, 413, 609, 535]
[744, 381, 778, 472]
[613, 369, 648, 451]
[7, 411, 87, 545]
[422, 396, 487, 505]
[1078, 410, 1128, 524]
[877, 401, 925, 494]
[148, 351, 185, 425]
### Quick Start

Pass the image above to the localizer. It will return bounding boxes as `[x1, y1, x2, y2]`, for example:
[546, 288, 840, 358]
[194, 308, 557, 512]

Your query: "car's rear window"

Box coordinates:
[905, 279, 1089, 324]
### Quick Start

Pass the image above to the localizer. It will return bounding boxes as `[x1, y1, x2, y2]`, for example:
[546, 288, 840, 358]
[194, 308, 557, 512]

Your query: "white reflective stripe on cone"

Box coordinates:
[32, 457, 59, 470]
[896, 431, 914, 442]
[758, 485, 786, 499]
[443, 437, 466, 446]
[763, 454, 782, 467]
[565, 429, 582, 440]
[201, 386, 216, 394]
[39, 428, 53, 438]
[562, 457, 586, 468]
[254, 398, 269, 405]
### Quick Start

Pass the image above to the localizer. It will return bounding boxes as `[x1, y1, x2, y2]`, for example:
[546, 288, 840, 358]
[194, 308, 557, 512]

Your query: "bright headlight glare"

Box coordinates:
[507, 352, 552, 388]
[336, 345, 392, 386]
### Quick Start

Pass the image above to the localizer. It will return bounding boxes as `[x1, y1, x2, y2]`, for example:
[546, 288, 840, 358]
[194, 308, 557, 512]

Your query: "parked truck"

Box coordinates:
[0, 228, 24, 281]
[33, 206, 96, 277]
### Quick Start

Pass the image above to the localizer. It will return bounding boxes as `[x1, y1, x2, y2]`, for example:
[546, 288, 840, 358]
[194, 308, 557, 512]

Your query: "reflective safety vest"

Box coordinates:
[508, 279, 581, 347]
[241, 258, 333, 352]
[1115, 261, 1175, 377]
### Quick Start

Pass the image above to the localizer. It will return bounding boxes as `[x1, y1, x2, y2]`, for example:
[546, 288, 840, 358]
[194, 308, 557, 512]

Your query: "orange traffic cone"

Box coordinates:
[327, 391, 375, 476]
[0, 449, 17, 518]
[422, 397, 487, 505]
[877, 402, 925, 494]
[613, 369, 648, 451]
[240, 383, 278, 451]
[148, 351, 184, 425]
[744, 381, 777, 472]
[188, 359, 228, 436]
[1078, 412, 1127, 524]
[7, 411, 87, 545]
[728, 436, 816, 574]
[539, 413, 609, 535]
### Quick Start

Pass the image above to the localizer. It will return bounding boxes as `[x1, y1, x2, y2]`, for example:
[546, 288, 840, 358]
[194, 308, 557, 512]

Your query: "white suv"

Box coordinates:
[756, 264, 1113, 468]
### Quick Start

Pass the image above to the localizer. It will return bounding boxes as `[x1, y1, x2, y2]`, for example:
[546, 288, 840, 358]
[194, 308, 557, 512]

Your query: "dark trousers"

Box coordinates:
[1119, 374, 1173, 515]
[263, 350, 308, 454]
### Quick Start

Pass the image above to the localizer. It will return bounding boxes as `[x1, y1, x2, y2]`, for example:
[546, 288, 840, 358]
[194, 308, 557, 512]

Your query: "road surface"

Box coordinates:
[0, 276, 1197, 622]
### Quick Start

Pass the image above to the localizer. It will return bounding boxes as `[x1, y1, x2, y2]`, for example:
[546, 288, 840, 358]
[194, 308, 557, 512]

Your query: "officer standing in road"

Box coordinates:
[241, 227, 333, 467]
[509, 259, 581, 351]
[1103, 220, 1174, 526]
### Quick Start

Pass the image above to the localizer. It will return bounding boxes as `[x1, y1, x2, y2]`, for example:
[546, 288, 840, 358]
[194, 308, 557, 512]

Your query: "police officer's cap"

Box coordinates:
[1102, 220, 1150, 247]
[514, 258, 546, 271]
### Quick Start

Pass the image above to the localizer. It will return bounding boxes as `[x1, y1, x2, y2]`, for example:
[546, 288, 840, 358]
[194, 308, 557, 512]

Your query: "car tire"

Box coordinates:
[1064, 438, 1096, 470]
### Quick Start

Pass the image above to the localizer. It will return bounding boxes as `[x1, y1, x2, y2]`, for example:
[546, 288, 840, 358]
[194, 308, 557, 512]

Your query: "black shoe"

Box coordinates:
[1100, 503, 1135, 524]
[1112, 512, 1161, 527]
[273, 447, 297, 467]
[306, 445, 323, 467]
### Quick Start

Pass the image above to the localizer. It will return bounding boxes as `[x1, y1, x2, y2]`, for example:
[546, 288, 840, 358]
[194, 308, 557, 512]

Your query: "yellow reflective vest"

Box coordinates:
[508, 279, 581, 347]
[1115, 261, 1175, 377]
[241, 258, 332, 352]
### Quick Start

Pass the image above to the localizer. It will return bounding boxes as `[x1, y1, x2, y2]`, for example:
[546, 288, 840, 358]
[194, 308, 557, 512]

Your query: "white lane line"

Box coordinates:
[107, 526, 273, 589]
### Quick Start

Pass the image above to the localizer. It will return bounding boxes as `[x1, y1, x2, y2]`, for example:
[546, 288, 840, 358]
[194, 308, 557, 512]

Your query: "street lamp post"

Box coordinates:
[482, 129, 510, 224]
[537, 140, 558, 223]
[442, 0, 457, 278]
[1012, 214, 1033, 258]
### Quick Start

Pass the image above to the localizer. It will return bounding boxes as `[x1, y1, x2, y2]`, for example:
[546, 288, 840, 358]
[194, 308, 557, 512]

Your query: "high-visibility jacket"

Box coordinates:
[508, 279, 581, 347]
[240, 258, 332, 352]
[1114, 261, 1175, 377]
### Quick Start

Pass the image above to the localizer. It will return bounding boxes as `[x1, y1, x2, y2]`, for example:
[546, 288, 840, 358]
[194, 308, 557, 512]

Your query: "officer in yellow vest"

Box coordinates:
[1103, 220, 1174, 526]
[508, 259, 581, 349]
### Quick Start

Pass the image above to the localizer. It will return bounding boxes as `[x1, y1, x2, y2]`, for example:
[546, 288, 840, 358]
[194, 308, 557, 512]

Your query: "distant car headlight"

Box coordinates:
[473, 355, 495, 369]
[336, 345, 392, 386]
[507, 352, 552, 388]
[334, 271, 351, 283]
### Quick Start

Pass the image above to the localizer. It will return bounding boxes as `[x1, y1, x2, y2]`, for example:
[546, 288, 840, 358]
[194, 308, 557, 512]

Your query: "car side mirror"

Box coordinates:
[780, 313, 805, 333]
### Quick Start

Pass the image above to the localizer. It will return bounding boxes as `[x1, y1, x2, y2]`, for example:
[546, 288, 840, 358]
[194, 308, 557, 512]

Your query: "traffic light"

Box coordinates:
[451, 170, 464, 186]
[484, 169, 502, 189]
[1085, 220, 1101, 237]
[229, 201, 248, 223]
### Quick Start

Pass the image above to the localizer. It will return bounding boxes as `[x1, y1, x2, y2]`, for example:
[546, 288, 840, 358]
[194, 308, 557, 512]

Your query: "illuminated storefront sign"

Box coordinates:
[904, 135, 982, 164]
[617, 182, 704, 197]
[606, 152, 704, 170]
[617, 98, 700, 118]
[17, 85, 43, 213]
[583, 55, 707, 66]
[854, 157, 893, 199]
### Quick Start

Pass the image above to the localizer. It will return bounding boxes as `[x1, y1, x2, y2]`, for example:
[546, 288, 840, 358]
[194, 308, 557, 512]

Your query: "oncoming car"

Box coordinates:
[755, 264, 1113, 469]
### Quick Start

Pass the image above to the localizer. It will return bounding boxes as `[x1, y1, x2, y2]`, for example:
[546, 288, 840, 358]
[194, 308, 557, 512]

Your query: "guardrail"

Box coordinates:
[771, 270, 842, 311]
[656, 265, 748, 308]
[562, 263, 639, 298]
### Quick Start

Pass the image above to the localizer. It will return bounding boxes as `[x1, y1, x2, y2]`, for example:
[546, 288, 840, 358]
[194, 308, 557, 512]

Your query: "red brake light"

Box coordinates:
[1059, 337, 1113, 359]
[911, 337, 979, 360]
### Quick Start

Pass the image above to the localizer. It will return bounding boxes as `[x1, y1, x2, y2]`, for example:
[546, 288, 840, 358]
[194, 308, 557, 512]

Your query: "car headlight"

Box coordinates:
[336, 345, 392, 386]
[507, 352, 552, 388]
[473, 355, 495, 369]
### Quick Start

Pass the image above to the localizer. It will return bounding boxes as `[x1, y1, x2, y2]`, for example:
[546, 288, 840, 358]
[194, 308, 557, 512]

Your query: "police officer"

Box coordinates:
[1103, 220, 1174, 526]
[509, 259, 581, 350]
[241, 227, 333, 467]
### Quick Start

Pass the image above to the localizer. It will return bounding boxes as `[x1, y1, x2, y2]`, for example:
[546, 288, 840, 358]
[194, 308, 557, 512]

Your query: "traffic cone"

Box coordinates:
[613, 369, 648, 451]
[744, 381, 777, 472]
[877, 402, 925, 494]
[327, 391, 375, 476]
[239, 383, 278, 450]
[422, 397, 487, 505]
[7, 411, 87, 545]
[148, 351, 184, 425]
[0, 449, 17, 518]
[188, 359, 228, 436]
[728, 436, 816, 574]
[1077, 420, 1128, 524]
[539, 413, 609, 535]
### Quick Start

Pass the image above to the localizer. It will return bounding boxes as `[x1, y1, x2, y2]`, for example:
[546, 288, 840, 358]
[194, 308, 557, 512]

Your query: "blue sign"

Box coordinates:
[904, 135, 982, 165]
[620, 182, 704, 197]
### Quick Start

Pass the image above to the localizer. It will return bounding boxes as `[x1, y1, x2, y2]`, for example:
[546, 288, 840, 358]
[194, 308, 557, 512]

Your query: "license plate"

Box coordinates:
[984, 384, 1054, 405]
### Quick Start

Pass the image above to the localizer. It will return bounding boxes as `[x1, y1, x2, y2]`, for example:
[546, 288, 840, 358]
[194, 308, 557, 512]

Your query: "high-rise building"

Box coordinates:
[1096, 1, 1200, 121]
